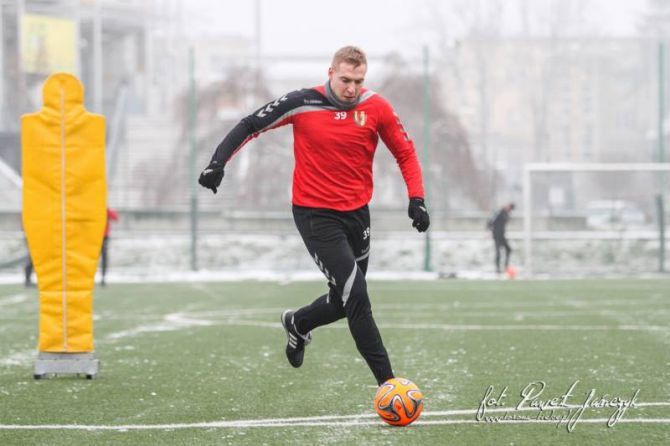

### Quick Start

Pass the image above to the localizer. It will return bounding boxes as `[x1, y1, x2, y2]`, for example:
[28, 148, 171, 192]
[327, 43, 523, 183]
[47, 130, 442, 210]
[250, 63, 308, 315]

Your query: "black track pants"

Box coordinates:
[291, 205, 393, 385]
[494, 234, 511, 272]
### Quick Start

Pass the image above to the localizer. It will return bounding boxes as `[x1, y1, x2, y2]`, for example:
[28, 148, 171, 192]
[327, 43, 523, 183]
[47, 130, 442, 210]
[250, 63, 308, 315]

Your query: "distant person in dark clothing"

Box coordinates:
[22, 222, 34, 287]
[487, 203, 515, 274]
[24, 253, 34, 287]
[100, 208, 119, 286]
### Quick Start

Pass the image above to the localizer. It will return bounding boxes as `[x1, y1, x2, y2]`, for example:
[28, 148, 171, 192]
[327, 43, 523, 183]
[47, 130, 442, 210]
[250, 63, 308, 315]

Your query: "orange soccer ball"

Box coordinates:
[373, 377, 424, 426]
[506, 265, 518, 279]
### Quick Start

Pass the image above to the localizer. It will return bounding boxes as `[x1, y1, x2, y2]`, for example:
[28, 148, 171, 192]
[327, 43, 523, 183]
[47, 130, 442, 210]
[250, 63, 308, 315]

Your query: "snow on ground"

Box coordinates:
[0, 231, 667, 284]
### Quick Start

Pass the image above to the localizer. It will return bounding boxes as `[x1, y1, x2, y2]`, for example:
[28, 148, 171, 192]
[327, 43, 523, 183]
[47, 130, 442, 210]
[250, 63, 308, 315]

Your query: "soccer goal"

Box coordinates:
[522, 163, 670, 277]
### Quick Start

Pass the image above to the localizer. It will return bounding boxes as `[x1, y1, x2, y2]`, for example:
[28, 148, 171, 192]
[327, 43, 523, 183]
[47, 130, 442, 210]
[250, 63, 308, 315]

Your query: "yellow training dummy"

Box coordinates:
[22, 73, 106, 354]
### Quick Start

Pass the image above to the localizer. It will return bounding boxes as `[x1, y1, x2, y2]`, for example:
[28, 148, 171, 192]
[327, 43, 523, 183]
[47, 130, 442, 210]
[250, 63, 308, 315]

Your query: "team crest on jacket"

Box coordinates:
[353, 111, 367, 127]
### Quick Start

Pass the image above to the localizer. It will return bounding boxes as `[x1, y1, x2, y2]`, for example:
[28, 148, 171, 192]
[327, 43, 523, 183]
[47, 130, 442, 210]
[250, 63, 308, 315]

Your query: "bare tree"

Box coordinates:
[151, 66, 294, 210]
[377, 59, 493, 211]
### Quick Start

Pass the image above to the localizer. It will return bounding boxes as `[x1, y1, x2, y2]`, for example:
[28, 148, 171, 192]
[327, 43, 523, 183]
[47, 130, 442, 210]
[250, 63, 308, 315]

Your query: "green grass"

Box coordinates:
[0, 279, 668, 445]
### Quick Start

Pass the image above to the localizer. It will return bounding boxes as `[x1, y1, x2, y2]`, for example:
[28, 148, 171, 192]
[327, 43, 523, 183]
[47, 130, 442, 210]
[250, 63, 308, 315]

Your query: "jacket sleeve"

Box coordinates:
[377, 97, 425, 199]
[209, 89, 306, 165]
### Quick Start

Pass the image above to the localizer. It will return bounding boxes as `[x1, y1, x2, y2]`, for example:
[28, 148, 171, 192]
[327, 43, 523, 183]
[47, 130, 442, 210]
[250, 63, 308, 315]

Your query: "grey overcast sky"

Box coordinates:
[185, 0, 648, 56]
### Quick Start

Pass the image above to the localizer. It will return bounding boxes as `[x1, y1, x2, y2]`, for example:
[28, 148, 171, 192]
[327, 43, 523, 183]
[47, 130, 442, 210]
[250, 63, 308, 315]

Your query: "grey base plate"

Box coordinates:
[33, 352, 100, 379]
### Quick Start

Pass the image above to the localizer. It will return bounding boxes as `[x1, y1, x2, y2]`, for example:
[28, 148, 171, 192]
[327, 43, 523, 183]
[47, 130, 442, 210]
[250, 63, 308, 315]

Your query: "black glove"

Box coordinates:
[408, 197, 430, 232]
[198, 160, 224, 194]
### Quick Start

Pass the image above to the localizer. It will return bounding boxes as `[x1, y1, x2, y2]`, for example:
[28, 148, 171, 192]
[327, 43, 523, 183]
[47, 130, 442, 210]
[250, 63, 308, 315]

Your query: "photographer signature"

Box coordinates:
[476, 380, 640, 432]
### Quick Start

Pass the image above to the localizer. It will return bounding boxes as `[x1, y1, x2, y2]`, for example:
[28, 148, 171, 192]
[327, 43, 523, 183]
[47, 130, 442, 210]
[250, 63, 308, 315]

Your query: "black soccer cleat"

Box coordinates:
[281, 310, 312, 368]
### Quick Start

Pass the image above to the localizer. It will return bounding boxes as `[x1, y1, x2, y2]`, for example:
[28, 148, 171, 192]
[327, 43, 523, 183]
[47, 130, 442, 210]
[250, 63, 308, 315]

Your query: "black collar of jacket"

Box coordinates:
[324, 81, 360, 110]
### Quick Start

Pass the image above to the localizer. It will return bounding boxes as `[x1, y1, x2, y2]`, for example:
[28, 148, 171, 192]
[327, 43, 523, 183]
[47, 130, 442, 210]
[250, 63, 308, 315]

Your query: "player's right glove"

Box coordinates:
[198, 160, 224, 194]
[408, 197, 430, 232]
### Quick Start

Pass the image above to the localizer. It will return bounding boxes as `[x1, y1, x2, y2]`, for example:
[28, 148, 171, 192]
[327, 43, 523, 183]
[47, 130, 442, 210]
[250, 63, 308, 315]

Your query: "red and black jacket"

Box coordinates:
[211, 85, 425, 211]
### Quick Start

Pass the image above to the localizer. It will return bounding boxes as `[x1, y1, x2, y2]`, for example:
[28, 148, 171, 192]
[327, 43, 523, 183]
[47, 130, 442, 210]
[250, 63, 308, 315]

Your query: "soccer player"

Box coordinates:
[199, 46, 430, 385]
[487, 202, 515, 274]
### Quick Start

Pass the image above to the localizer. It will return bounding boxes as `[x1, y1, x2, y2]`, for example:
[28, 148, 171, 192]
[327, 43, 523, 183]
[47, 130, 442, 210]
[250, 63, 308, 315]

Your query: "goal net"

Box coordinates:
[522, 163, 670, 277]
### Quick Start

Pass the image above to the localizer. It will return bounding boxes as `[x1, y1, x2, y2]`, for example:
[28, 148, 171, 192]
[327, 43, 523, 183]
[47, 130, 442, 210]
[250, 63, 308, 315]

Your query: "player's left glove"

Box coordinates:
[198, 160, 224, 194]
[408, 197, 430, 232]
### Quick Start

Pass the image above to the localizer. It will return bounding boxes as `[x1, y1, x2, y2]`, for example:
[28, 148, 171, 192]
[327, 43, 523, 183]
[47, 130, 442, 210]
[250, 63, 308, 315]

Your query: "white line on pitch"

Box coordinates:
[375, 299, 666, 311]
[105, 313, 217, 340]
[2, 316, 665, 367]
[414, 418, 670, 426]
[382, 309, 670, 318]
[0, 418, 668, 430]
[214, 319, 670, 332]
[0, 402, 668, 430]
[0, 293, 27, 307]
[377, 322, 670, 331]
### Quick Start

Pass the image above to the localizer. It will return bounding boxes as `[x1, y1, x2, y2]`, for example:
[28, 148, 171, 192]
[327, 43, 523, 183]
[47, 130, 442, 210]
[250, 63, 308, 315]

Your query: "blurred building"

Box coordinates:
[439, 37, 658, 206]
[1, 0, 185, 126]
[0, 3, 664, 217]
[0, 0, 188, 212]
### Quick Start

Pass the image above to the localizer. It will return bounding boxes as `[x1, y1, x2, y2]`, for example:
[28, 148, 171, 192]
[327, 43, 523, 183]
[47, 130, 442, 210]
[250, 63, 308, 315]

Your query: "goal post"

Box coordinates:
[523, 163, 670, 276]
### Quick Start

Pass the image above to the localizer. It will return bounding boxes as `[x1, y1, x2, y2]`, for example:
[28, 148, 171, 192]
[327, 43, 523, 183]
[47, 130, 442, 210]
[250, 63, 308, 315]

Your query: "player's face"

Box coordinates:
[328, 62, 367, 103]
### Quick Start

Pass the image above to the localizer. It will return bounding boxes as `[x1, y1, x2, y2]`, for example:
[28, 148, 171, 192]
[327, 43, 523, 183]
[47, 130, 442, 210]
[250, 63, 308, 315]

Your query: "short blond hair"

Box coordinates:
[331, 46, 367, 69]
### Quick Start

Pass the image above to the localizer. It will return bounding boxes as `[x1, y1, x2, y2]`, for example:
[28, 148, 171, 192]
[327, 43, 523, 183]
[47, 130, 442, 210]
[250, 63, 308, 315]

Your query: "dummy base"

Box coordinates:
[33, 352, 100, 379]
